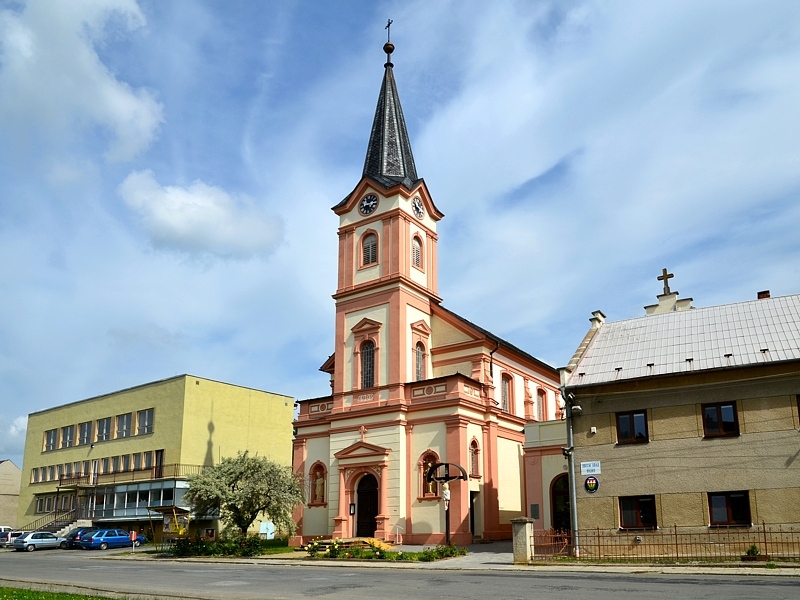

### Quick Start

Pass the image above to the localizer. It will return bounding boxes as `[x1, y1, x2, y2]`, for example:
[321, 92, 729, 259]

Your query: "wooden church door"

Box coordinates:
[356, 474, 378, 537]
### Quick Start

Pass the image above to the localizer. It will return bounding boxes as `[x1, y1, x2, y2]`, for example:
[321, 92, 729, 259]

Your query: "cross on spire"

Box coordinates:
[657, 268, 674, 295]
[385, 19, 393, 42]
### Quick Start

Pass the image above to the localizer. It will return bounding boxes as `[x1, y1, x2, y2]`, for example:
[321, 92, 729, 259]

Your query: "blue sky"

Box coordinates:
[1, 0, 799, 468]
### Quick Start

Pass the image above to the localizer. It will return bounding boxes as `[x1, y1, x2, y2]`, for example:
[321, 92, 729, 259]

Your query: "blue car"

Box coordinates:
[79, 529, 145, 550]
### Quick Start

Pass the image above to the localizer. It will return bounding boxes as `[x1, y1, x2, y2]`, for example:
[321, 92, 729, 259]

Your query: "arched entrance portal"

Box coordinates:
[551, 474, 570, 532]
[356, 474, 378, 537]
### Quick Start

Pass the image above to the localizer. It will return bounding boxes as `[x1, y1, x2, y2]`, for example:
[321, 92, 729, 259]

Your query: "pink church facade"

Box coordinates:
[292, 40, 561, 546]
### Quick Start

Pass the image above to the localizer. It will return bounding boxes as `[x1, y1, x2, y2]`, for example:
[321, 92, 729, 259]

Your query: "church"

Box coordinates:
[291, 38, 560, 546]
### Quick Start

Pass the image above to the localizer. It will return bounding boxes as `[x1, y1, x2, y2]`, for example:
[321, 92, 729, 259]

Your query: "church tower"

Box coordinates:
[324, 38, 443, 405]
[293, 34, 561, 547]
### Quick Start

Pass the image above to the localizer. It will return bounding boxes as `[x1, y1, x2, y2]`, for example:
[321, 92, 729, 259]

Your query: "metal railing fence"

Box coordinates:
[531, 523, 800, 562]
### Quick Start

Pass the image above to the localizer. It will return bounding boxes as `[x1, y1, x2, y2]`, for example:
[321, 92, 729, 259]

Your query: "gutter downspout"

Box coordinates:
[560, 385, 580, 558]
[489, 340, 500, 377]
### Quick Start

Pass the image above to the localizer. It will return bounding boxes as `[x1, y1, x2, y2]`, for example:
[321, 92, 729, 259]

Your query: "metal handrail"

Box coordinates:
[19, 509, 76, 533]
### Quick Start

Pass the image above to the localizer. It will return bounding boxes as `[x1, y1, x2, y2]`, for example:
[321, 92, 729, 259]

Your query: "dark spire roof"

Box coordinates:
[362, 41, 419, 190]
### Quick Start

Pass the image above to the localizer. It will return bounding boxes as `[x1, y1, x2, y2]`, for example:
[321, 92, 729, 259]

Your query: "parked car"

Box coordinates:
[79, 529, 145, 550]
[13, 531, 67, 551]
[63, 526, 99, 549]
[2, 531, 25, 548]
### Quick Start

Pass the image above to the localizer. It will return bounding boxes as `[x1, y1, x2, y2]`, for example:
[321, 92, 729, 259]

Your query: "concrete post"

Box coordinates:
[511, 517, 534, 565]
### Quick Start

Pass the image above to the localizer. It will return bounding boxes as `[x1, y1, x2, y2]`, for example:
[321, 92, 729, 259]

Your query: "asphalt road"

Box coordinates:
[1, 549, 798, 600]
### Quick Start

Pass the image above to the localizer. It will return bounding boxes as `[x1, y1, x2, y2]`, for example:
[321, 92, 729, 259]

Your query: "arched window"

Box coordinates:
[362, 233, 378, 266]
[361, 340, 375, 389]
[501, 375, 512, 412]
[537, 389, 546, 421]
[415, 342, 425, 381]
[419, 451, 440, 498]
[412, 236, 422, 268]
[469, 439, 480, 477]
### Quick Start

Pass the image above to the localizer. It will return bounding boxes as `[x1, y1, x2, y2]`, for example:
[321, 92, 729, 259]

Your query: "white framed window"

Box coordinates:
[78, 421, 92, 445]
[137, 408, 154, 435]
[96, 417, 111, 442]
[44, 429, 57, 451]
[116, 413, 132, 438]
[61, 425, 74, 448]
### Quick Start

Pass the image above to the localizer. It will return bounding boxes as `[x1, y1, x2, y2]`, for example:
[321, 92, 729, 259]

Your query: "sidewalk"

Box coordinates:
[118, 540, 800, 576]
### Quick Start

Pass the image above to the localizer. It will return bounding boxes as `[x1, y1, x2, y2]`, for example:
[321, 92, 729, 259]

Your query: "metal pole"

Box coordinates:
[562, 387, 581, 558]
[445, 504, 450, 546]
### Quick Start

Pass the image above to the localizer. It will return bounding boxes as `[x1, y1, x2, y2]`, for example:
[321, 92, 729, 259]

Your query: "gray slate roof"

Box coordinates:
[566, 293, 800, 387]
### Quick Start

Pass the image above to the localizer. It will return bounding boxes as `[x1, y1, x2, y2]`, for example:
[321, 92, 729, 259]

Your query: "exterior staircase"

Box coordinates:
[19, 510, 92, 536]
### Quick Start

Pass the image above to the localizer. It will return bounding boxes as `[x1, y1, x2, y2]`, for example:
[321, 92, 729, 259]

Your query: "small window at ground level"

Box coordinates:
[616, 410, 648, 444]
[708, 491, 751, 526]
[702, 402, 739, 437]
[620, 495, 657, 529]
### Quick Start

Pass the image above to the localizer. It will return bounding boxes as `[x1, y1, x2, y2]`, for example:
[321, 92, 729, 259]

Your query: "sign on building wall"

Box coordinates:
[580, 461, 601, 475]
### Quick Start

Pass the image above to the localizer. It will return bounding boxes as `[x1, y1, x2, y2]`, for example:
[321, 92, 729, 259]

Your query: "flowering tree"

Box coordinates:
[186, 451, 305, 535]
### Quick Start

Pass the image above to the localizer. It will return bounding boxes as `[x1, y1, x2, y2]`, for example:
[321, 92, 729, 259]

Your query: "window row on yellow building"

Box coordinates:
[30, 449, 161, 484]
[42, 408, 154, 451]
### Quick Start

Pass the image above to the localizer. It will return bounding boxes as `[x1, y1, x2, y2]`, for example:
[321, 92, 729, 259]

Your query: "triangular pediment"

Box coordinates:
[351, 318, 382, 334]
[334, 440, 390, 460]
[410, 320, 432, 336]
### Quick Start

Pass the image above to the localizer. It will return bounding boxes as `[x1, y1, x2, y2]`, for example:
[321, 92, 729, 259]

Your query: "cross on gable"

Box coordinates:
[657, 268, 674, 295]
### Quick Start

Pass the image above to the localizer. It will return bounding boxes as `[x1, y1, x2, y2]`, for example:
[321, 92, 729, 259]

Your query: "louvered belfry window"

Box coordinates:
[412, 237, 422, 267]
[361, 340, 375, 388]
[363, 233, 378, 265]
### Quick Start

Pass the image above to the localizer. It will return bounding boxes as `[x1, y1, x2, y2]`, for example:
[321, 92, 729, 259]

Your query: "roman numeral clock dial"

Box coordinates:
[359, 194, 378, 215]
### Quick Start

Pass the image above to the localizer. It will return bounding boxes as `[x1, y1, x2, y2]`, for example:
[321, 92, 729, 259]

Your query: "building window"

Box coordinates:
[143, 451, 153, 470]
[702, 402, 739, 437]
[469, 439, 480, 477]
[362, 233, 378, 266]
[36, 497, 45, 513]
[122, 454, 131, 472]
[31, 469, 39, 483]
[708, 491, 751, 526]
[137, 408, 154, 435]
[44, 429, 57, 451]
[133, 453, 142, 470]
[97, 417, 111, 442]
[48, 466, 55, 481]
[78, 421, 92, 445]
[501, 375, 512, 412]
[619, 495, 657, 529]
[537, 389, 545, 421]
[61, 425, 75, 448]
[361, 340, 375, 389]
[116, 413, 132, 438]
[65, 463, 73, 477]
[415, 342, 425, 381]
[412, 236, 422, 268]
[101, 457, 110, 474]
[616, 410, 649, 444]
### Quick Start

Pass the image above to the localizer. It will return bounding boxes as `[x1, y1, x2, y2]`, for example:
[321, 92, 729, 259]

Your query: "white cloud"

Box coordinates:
[0, 415, 27, 462]
[0, 0, 163, 161]
[119, 170, 283, 259]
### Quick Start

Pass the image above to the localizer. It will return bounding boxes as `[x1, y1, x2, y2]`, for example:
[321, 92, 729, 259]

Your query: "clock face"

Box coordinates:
[359, 194, 378, 215]
[412, 197, 424, 219]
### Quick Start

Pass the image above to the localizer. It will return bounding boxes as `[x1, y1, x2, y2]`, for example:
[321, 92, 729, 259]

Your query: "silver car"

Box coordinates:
[13, 531, 67, 551]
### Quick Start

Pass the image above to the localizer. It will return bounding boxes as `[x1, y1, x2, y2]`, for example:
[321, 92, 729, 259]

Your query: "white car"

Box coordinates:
[13, 531, 67, 551]
[2, 531, 24, 548]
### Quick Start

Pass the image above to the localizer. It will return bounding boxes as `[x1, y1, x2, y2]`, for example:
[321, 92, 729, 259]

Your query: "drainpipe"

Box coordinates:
[560, 385, 580, 558]
[488, 340, 500, 377]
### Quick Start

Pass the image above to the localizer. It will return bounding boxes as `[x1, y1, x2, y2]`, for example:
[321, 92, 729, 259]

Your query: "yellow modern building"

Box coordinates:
[18, 375, 293, 539]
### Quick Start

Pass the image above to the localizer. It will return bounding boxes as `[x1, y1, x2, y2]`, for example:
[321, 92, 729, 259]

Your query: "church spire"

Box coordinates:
[362, 29, 419, 189]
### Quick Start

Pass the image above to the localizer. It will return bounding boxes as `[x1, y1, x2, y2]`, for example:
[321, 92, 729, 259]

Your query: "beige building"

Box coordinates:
[18, 375, 293, 538]
[522, 420, 568, 532]
[0, 459, 21, 527]
[561, 280, 800, 539]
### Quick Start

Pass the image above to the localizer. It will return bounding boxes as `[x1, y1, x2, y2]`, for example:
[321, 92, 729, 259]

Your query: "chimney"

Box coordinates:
[757, 290, 770, 300]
